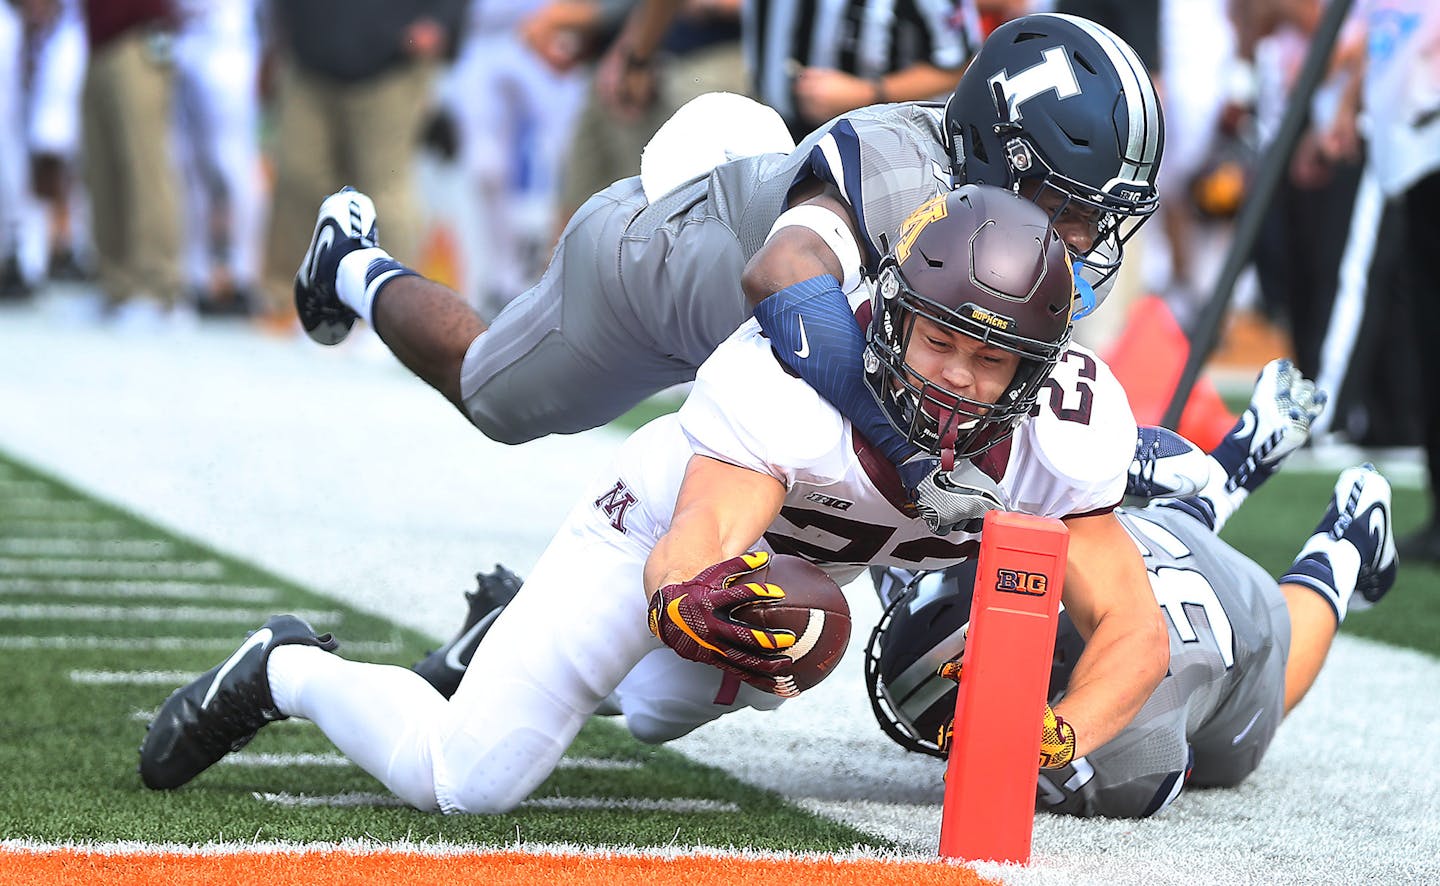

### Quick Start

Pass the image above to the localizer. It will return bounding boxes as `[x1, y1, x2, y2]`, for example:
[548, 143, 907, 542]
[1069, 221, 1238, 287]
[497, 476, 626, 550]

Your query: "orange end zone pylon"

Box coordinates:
[1102, 295, 1236, 451]
[939, 511, 1068, 864]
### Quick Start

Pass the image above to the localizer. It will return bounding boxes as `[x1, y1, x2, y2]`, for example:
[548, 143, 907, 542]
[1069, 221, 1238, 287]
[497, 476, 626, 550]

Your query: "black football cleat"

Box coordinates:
[412, 565, 523, 699]
[293, 186, 378, 345]
[138, 615, 338, 790]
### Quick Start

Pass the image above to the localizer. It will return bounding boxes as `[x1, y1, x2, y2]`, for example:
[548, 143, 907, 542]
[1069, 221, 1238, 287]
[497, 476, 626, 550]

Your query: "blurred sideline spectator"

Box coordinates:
[81, 0, 184, 328]
[435, 0, 586, 319]
[172, 0, 264, 317]
[1320, 0, 1440, 560]
[21, 0, 90, 292]
[740, 0, 975, 141]
[0, 1, 25, 298]
[1051, 0, 1160, 352]
[259, 0, 466, 331]
[1228, 0, 1364, 384]
[530, 0, 746, 242]
[1149, 0, 1235, 328]
[1261, 0, 1415, 449]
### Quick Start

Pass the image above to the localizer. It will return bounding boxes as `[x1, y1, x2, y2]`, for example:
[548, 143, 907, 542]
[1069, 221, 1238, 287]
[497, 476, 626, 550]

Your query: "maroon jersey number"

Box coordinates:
[1041, 350, 1096, 424]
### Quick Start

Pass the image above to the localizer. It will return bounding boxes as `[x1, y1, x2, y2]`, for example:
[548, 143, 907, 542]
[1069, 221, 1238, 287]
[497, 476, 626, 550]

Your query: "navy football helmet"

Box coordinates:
[864, 184, 1074, 462]
[864, 562, 1085, 757]
[945, 13, 1164, 310]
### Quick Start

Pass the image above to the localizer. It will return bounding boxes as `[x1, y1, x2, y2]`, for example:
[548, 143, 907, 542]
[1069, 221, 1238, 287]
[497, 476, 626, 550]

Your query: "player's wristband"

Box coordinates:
[753, 276, 918, 464]
[337, 247, 419, 327]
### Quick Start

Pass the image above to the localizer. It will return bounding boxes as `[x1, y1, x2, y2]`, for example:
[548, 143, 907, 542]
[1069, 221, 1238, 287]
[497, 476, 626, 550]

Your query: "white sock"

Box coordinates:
[267, 644, 447, 810]
[1282, 533, 1361, 622]
[335, 246, 403, 327]
[1196, 456, 1246, 533]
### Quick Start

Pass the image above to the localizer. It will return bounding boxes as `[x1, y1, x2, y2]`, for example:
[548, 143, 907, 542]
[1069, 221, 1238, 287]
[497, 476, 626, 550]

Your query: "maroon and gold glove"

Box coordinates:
[934, 656, 1076, 769]
[1038, 704, 1077, 769]
[647, 550, 796, 690]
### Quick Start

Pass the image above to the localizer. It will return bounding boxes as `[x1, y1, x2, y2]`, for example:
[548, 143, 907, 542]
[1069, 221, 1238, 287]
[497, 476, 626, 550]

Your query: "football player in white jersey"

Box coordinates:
[139, 185, 1168, 814]
[868, 373, 1398, 818]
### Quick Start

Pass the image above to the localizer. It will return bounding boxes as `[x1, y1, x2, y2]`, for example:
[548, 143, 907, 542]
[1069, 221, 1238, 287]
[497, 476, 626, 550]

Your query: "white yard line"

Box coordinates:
[216, 754, 642, 772]
[3, 604, 340, 624]
[222, 753, 352, 768]
[71, 670, 198, 686]
[12, 636, 400, 655]
[0, 538, 175, 558]
[0, 836, 928, 861]
[0, 520, 129, 537]
[0, 579, 279, 603]
[253, 792, 739, 814]
[0, 558, 224, 579]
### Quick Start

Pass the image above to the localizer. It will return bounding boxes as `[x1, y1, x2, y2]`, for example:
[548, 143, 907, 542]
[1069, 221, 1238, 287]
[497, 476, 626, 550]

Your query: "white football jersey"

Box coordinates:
[587, 319, 1135, 587]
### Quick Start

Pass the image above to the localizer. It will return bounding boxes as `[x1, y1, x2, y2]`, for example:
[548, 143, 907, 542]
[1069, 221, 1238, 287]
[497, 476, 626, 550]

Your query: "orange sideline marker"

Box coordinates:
[939, 511, 1067, 864]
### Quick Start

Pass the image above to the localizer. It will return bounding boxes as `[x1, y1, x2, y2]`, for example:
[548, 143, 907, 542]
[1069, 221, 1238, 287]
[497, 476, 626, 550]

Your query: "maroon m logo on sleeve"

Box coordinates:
[594, 479, 638, 533]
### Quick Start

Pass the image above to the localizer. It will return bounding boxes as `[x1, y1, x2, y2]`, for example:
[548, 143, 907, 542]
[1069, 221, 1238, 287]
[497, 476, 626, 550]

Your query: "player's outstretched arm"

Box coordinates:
[645, 455, 786, 595]
[1050, 511, 1170, 759]
[644, 455, 790, 689]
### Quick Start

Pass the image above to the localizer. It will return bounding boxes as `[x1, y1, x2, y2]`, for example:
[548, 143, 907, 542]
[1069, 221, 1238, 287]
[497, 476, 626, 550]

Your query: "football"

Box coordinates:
[732, 554, 852, 697]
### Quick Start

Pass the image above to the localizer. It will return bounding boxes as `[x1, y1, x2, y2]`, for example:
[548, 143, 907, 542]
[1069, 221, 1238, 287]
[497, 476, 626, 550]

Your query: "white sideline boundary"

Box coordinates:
[1, 302, 1437, 884]
[0, 837, 947, 863]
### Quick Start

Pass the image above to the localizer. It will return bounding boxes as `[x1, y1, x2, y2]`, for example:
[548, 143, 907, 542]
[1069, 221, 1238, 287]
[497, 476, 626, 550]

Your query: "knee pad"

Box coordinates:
[432, 724, 568, 815]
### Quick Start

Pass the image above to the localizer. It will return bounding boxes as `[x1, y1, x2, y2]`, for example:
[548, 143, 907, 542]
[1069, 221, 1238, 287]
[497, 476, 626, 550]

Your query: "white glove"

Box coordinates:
[902, 456, 1008, 535]
[1248, 357, 1327, 468]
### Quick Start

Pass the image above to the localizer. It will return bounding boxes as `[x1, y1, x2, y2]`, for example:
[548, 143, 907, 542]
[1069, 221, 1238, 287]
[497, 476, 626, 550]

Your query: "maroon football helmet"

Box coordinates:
[865, 184, 1074, 461]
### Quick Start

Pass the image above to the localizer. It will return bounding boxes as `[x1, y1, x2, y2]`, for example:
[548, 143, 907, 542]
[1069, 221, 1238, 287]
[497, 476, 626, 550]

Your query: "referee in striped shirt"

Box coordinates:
[605, 0, 978, 141]
[744, 0, 977, 138]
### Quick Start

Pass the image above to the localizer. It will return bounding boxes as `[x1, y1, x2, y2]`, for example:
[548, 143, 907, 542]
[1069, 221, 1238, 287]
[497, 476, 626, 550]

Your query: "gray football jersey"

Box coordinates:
[713, 101, 956, 269]
[632, 101, 956, 364]
[462, 102, 958, 442]
[1037, 503, 1292, 818]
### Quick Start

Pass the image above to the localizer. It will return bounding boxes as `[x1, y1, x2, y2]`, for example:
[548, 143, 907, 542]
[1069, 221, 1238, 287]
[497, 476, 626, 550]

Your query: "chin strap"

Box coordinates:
[939, 427, 959, 473]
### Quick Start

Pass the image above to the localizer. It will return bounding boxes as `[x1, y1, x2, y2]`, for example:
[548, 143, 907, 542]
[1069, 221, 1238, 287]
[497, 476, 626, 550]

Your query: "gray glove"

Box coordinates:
[903, 457, 1008, 535]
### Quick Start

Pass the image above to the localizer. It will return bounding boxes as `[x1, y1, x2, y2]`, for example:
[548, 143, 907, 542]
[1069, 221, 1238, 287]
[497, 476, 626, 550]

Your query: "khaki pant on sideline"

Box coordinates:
[82, 31, 181, 307]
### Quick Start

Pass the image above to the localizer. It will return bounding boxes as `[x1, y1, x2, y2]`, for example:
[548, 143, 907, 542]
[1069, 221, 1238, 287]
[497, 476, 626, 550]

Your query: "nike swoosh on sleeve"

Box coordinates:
[794, 315, 811, 358]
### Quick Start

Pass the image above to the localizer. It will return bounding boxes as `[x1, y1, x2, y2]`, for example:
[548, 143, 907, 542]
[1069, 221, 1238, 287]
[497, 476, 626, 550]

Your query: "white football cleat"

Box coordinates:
[1281, 464, 1397, 622]
[1127, 426, 1210, 499]
[294, 187, 379, 345]
[1212, 358, 1327, 495]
